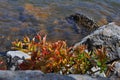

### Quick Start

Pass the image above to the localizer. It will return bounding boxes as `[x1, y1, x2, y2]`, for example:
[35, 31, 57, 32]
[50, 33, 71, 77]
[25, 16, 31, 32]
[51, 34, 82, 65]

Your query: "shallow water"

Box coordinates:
[0, 0, 120, 51]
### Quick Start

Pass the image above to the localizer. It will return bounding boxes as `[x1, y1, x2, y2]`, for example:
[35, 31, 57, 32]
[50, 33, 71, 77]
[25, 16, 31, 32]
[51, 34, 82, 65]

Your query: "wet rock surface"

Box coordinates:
[66, 13, 99, 35]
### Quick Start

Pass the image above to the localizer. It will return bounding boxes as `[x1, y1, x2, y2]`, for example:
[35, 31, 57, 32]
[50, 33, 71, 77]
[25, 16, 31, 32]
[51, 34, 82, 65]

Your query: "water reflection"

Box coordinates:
[0, 0, 119, 51]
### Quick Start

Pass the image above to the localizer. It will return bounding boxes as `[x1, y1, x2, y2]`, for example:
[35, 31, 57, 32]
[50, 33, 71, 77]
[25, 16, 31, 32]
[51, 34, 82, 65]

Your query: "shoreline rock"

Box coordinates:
[0, 22, 120, 79]
[74, 22, 120, 62]
[73, 22, 120, 79]
[0, 70, 109, 80]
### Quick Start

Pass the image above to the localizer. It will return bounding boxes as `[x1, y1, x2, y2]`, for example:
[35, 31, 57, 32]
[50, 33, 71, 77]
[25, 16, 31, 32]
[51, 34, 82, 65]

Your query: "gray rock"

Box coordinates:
[6, 51, 31, 70]
[7, 51, 31, 59]
[113, 61, 120, 77]
[74, 22, 120, 62]
[0, 70, 109, 80]
[109, 62, 120, 80]
[90, 67, 106, 77]
[69, 74, 109, 80]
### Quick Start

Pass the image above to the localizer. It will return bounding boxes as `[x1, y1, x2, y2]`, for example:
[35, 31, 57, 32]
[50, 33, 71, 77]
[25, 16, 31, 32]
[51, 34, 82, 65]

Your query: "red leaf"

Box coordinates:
[19, 60, 34, 70]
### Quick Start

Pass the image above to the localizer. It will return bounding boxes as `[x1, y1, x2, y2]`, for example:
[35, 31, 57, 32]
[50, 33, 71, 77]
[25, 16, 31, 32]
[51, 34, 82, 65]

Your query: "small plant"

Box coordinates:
[94, 47, 108, 73]
[70, 45, 91, 74]
[12, 33, 108, 75]
[0, 56, 7, 70]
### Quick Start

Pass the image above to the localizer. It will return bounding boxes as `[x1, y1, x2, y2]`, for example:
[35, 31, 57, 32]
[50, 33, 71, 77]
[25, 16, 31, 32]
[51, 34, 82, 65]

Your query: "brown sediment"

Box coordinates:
[24, 3, 51, 19]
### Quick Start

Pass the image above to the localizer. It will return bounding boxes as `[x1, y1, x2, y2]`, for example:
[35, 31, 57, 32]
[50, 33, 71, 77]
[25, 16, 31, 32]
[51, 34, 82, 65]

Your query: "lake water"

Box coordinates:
[0, 0, 120, 51]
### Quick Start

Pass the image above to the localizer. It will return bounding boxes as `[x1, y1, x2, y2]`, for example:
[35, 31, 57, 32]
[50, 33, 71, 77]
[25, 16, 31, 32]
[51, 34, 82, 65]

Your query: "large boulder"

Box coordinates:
[0, 70, 109, 80]
[74, 22, 120, 62]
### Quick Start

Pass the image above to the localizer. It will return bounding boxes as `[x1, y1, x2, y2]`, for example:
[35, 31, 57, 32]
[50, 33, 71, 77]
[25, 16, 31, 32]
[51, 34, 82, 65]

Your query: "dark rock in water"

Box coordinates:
[66, 13, 99, 29]
[74, 22, 120, 62]
[66, 13, 99, 34]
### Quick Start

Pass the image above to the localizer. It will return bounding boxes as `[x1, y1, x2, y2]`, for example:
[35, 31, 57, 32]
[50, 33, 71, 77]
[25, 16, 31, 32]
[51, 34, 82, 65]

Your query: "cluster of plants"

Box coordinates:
[12, 33, 108, 75]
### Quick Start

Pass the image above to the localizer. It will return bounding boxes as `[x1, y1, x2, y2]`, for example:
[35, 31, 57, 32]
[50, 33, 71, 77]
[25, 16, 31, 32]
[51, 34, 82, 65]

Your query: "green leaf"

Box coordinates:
[97, 61, 101, 67]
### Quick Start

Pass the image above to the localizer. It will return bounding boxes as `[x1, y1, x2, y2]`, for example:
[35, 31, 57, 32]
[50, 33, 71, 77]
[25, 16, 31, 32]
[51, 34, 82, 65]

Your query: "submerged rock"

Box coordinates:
[66, 13, 99, 34]
[66, 13, 99, 29]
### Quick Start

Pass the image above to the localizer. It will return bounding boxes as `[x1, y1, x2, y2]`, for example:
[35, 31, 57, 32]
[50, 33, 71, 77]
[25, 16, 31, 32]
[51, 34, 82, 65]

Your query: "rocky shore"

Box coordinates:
[0, 11, 119, 80]
[0, 22, 119, 80]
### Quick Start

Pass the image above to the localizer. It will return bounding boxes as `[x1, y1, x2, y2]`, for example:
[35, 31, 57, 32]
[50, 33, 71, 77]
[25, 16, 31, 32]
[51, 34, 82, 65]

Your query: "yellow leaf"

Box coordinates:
[23, 36, 30, 43]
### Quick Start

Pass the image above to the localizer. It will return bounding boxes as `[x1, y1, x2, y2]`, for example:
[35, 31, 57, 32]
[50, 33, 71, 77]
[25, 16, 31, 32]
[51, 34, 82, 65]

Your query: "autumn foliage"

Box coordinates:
[12, 33, 108, 74]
